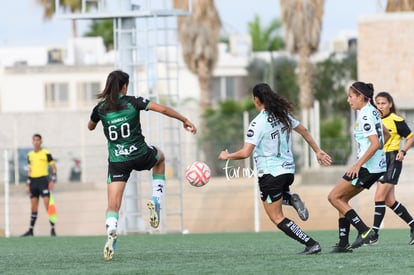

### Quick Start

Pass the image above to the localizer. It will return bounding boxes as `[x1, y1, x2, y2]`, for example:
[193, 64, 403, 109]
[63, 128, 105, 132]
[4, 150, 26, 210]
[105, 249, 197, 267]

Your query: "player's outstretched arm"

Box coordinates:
[148, 102, 197, 134]
[294, 123, 332, 166]
[218, 143, 255, 160]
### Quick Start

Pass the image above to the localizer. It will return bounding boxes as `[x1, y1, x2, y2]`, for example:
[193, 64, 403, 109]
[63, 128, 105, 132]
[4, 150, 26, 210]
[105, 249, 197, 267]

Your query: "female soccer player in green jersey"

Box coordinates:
[88, 70, 196, 260]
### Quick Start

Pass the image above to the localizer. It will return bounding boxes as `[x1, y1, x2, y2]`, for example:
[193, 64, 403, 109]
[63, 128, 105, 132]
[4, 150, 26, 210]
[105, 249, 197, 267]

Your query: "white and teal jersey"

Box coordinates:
[353, 102, 386, 173]
[245, 110, 300, 177]
[90, 95, 151, 162]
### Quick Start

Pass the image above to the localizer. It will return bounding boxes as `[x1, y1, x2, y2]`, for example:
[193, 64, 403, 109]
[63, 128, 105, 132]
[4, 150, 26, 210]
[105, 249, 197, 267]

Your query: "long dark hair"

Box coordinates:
[252, 83, 294, 130]
[97, 70, 129, 111]
[350, 81, 379, 110]
[375, 91, 397, 114]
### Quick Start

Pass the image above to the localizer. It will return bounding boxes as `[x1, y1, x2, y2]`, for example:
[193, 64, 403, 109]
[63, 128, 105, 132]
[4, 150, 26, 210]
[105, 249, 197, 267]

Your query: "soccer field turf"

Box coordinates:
[1, 229, 413, 275]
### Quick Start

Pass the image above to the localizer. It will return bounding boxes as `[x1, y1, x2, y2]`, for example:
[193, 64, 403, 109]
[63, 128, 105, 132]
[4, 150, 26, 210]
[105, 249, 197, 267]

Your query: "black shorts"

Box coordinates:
[342, 167, 384, 190]
[107, 145, 158, 183]
[378, 151, 402, 185]
[258, 173, 294, 203]
[29, 176, 50, 198]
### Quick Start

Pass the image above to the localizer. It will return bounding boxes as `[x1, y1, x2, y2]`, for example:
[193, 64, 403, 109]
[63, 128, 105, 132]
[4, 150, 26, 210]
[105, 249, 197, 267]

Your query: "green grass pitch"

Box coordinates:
[1, 229, 413, 274]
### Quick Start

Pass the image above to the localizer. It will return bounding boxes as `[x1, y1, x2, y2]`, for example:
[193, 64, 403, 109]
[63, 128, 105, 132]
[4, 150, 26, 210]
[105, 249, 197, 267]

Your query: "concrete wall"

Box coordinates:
[2, 156, 414, 237]
[358, 13, 414, 109]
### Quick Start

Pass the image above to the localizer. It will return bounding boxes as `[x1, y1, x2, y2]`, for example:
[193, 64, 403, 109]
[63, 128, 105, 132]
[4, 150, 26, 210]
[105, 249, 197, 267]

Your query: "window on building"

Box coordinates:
[77, 82, 100, 109]
[45, 83, 69, 109]
[211, 76, 247, 105]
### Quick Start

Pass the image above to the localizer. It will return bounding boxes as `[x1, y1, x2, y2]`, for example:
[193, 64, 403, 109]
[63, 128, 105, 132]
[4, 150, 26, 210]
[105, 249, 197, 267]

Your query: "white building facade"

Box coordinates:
[0, 37, 250, 184]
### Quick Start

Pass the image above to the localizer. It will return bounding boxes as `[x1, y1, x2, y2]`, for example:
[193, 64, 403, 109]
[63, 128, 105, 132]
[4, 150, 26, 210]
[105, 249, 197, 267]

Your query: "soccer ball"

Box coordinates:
[185, 161, 211, 187]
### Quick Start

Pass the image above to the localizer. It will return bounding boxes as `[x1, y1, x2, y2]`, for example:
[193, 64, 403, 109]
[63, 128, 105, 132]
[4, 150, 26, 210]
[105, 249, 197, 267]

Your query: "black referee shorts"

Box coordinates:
[378, 151, 402, 185]
[29, 176, 50, 198]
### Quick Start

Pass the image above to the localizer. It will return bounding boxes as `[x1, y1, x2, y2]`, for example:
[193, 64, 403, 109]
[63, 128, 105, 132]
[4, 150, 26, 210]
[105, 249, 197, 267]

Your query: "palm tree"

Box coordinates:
[173, 0, 221, 110]
[248, 15, 284, 52]
[280, 0, 324, 168]
[36, 0, 86, 38]
[279, 0, 324, 112]
[248, 15, 285, 89]
[386, 0, 414, 11]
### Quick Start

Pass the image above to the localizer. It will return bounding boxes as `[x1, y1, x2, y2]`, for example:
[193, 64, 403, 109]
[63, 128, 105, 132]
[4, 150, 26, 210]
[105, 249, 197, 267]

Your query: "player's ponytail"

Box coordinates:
[97, 70, 129, 111]
[252, 83, 294, 131]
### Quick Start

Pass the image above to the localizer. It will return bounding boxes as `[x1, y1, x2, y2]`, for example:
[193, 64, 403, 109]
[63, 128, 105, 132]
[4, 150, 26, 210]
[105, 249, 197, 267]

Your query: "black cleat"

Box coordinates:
[330, 243, 353, 253]
[51, 228, 57, 237]
[409, 229, 414, 245]
[290, 193, 309, 221]
[364, 231, 378, 245]
[21, 229, 33, 237]
[299, 242, 322, 255]
[351, 228, 376, 248]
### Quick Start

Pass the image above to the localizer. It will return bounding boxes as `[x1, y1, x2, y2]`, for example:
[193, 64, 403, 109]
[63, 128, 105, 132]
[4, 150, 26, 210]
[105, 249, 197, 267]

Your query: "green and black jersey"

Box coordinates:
[90, 95, 151, 162]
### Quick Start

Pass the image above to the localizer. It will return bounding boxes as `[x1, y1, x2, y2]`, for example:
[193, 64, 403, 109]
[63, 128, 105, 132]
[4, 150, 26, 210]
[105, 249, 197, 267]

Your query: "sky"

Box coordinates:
[0, 0, 387, 49]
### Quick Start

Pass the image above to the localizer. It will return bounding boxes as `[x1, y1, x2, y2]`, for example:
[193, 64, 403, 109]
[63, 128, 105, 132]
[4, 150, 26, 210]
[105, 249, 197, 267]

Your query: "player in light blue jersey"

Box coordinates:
[88, 70, 197, 260]
[218, 83, 332, 255]
[328, 81, 390, 253]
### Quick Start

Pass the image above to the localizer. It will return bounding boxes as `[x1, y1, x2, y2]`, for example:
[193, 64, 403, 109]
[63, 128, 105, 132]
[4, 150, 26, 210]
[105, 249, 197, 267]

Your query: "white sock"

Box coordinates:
[152, 175, 165, 204]
[106, 217, 118, 235]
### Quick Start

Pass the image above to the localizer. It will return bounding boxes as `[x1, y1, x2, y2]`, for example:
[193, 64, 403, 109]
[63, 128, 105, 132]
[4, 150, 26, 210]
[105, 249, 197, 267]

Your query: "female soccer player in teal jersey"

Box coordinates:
[328, 81, 390, 253]
[88, 70, 197, 261]
[218, 83, 332, 255]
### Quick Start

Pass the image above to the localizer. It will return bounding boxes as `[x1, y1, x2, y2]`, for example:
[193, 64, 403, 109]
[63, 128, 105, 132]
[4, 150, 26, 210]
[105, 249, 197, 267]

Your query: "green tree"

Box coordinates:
[312, 52, 357, 165]
[248, 14, 285, 89]
[246, 56, 299, 107]
[200, 99, 256, 175]
[84, 19, 114, 50]
[320, 116, 351, 165]
[313, 52, 357, 121]
[248, 15, 285, 51]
